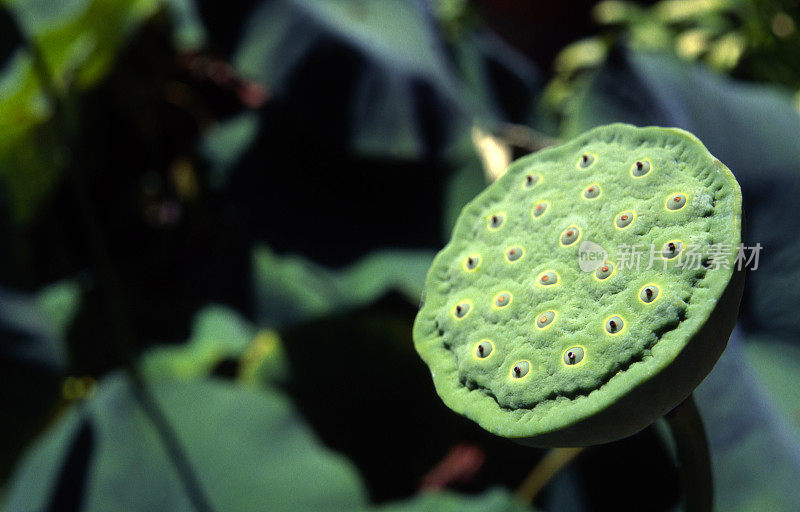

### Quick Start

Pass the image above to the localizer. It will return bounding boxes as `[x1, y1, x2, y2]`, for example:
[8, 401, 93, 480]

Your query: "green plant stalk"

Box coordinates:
[515, 447, 584, 504]
[665, 394, 712, 512]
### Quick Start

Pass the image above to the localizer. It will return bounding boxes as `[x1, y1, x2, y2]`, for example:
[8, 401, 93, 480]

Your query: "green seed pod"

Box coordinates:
[413, 124, 743, 447]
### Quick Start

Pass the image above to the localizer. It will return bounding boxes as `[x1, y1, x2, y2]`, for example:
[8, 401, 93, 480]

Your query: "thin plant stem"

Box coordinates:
[516, 447, 584, 504]
[665, 394, 713, 512]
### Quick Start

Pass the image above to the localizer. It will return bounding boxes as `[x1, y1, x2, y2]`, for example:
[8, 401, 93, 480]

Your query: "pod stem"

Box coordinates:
[665, 393, 713, 512]
[515, 447, 584, 504]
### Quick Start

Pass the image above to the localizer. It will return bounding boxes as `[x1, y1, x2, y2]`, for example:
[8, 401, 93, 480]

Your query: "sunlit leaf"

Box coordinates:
[252, 246, 434, 327]
[5, 0, 160, 90]
[141, 304, 255, 380]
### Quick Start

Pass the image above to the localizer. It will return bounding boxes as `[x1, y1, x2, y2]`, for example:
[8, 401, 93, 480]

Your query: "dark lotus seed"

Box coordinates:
[606, 316, 624, 334]
[616, 211, 634, 228]
[632, 160, 651, 177]
[533, 202, 548, 218]
[583, 184, 601, 199]
[454, 302, 471, 318]
[489, 214, 505, 229]
[563, 346, 585, 366]
[561, 227, 580, 246]
[666, 193, 687, 211]
[579, 154, 595, 168]
[511, 360, 530, 379]
[506, 246, 524, 262]
[539, 271, 558, 286]
[494, 292, 512, 308]
[640, 285, 659, 303]
[525, 174, 539, 188]
[595, 262, 615, 280]
[476, 340, 493, 359]
[662, 241, 683, 259]
[536, 311, 555, 328]
[464, 255, 480, 271]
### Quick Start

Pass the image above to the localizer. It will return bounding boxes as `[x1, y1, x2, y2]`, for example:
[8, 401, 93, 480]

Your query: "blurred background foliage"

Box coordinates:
[1, 0, 800, 511]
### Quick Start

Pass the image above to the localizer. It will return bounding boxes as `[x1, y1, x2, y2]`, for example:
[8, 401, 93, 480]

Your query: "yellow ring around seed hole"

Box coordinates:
[614, 210, 636, 230]
[510, 360, 532, 380]
[473, 339, 495, 361]
[582, 183, 602, 200]
[604, 314, 626, 335]
[561, 345, 587, 367]
[535, 310, 556, 330]
[535, 271, 560, 287]
[631, 158, 652, 178]
[559, 226, 581, 247]
[522, 173, 543, 189]
[486, 211, 506, 230]
[504, 246, 525, 263]
[462, 254, 481, 272]
[576, 153, 597, 169]
[531, 200, 550, 220]
[593, 261, 617, 281]
[639, 284, 662, 304]
[662, 239, 685, 260]
[451, 300, 473, 320]
[492, 291, 513, 310]
[665, 192, 688, 211]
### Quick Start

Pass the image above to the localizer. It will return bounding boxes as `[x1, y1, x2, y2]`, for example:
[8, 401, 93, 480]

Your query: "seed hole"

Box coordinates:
[532, 202, 548, 219]
[464, 254, 481, 271]
[595, 261, 615, 280]
[640, 285, 660, 303]
[666, 193, 687, 211]
[476, 340, 494, 359]
[606, 315, 624, 334]
[563, 346, 585, 366]
[662, 241, 684, 259]
[488, 213, 505, 230]
[631, 159, 651, 177]
[538, 271, 559, 286]
[578, 154, 595, 168]
[616, 211, 634, 229]
[453, 301, 471, 319]
[505, 246, 524, 263]
[560, 226, 581, 246]
[494, 292, 512, 309]
[524, 174, 540, 188]
[511, 360, 530, 379]
[583, 184, 601, 199]
[536, 311, 555, 328]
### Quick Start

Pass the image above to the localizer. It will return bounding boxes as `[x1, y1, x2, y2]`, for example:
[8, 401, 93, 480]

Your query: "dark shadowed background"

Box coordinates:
[2, 1, 800, 511]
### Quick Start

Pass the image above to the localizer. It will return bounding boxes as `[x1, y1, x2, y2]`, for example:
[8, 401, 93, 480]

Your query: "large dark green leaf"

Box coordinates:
[693, 330, 800, 512]
[252, 246, 434, 327]
[563, 47, 800, 338]
[745, 336, 800, 440]
[2, 373, 368, 512]
[0, 281, 78, 479]
[231, 0, 539, 160]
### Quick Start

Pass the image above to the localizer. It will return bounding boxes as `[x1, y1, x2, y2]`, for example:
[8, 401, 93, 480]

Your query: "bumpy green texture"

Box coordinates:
[414, 123, 743, 447]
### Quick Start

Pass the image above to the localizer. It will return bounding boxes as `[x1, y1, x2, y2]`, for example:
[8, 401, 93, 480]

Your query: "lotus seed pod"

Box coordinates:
[413, 123, 744, 447]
